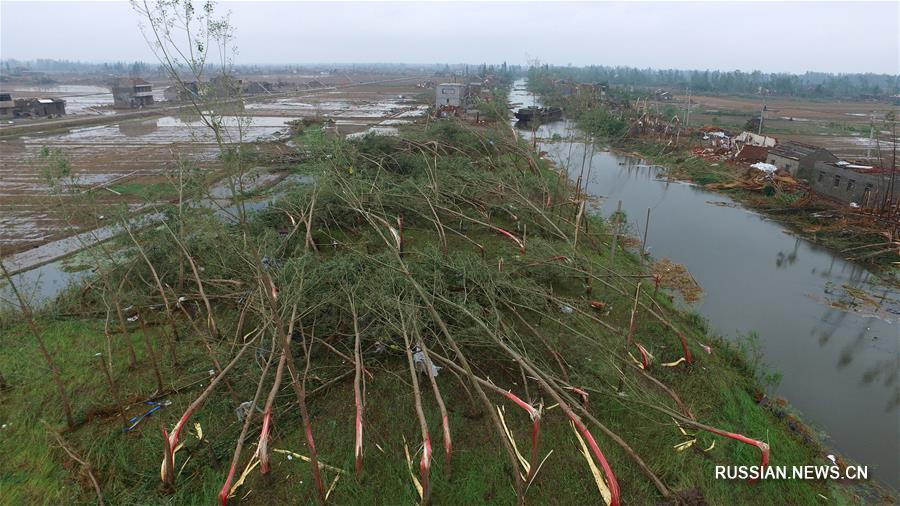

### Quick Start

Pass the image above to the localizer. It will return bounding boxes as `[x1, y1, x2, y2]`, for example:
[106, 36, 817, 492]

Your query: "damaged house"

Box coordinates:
[732, 131, 777, 148]
[811, 161, 898, 208]
[244, 81, 275, 95]
[435, 83, 467, 108]
[767, 141, 837, 178]
[0, 93, 14, 117]
[207, 75, 242, 99]
[163, 81, 201, 102]
[112, 78, 154, 108]
[9, 97, 67, 118]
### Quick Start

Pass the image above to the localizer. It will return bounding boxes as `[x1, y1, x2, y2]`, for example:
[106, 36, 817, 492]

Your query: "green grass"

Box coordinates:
[1, 312, 851, 505]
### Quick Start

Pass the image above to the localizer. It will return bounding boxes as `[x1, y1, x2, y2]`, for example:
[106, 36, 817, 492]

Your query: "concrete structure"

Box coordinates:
[767, 141, 837, 178]
[810, 161, 899, 208]
[9, 97, 67, 118]
[207, 75, 242, 99]
[435, 83, 466, 108]
[0, 93, 14, 117]
[112, 78, 154, 109]
[163, 81, 200, 102]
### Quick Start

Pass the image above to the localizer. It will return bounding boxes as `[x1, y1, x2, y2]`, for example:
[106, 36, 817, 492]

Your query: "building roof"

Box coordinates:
[733, 131, 777, 147]
[769, 141, 827, 161]
[736, 145, 768, 162]
[825, 161, 892, 175]
[115, 77, 151, 87]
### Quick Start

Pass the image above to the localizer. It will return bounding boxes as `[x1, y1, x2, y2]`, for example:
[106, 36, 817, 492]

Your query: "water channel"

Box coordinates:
[509, 79, 899, 489]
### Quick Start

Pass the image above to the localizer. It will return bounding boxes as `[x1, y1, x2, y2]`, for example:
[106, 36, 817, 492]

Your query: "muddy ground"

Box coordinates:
[0, 72, 431, 264]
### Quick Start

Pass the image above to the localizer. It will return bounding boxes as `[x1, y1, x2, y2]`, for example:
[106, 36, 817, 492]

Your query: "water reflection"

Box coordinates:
[775, 238, 800, 268]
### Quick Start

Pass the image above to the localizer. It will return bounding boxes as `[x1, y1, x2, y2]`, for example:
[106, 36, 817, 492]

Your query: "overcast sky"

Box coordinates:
[1, 1, 897, 74]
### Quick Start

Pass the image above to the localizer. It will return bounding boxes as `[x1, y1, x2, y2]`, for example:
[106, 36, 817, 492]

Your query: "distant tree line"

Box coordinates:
[1, 58, 163, 76]
[0, 58, 523, 80]
[528, 65, 899, 100]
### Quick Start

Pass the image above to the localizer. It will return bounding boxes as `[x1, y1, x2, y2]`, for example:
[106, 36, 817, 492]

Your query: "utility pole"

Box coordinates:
[866, 112, 874, 160]
[757, 93, 766, 135]
[685, 87, 692, 128]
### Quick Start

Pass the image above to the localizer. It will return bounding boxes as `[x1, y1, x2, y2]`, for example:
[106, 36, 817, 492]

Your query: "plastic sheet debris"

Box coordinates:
[125, 399, 171, 432]
[261, 255, 282, 272]
[750, 162, 778, 173]
[589, 300, 608, 313]
[412, 347, 440, 377]
[235, 401, 262, 422]
[559, 304, 574, 314]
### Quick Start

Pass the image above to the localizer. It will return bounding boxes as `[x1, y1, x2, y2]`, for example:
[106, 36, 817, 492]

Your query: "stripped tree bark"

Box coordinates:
[160, 330, 258, 490]
[218, 337, 275, 505]
[399, 308, 433, 504]
[347, 291, 366, 477]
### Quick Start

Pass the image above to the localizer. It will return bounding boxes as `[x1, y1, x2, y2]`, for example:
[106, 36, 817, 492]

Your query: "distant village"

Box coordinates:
[0, 70, 324, 119]
[541, 78, 897, 212]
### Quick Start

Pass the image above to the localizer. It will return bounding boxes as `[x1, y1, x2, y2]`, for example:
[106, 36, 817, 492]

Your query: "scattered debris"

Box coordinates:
[650, 258, 703, 303]
[125, 399, 171, 432]
[412, 347, 441, 377]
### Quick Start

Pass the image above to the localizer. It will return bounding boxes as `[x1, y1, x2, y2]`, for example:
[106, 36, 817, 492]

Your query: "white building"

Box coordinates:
[435, 83, 466, 108]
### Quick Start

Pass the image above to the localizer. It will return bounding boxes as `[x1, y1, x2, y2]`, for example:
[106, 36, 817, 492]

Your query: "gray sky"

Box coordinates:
[1, 1, 898, 74]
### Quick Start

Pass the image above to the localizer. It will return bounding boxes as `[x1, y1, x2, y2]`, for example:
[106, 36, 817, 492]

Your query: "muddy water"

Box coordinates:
[510, 80, 899, 488]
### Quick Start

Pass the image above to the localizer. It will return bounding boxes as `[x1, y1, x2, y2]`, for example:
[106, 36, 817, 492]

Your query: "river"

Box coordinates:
[509, 79, 899, 489]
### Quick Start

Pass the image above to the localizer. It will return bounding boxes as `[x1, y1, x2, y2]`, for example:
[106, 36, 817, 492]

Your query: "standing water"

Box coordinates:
[509, 79, 899, 489]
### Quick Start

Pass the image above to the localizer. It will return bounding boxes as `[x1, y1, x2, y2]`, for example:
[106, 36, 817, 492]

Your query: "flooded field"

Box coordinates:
[511, 80, 900, 489]
[0, 75, 429, 262]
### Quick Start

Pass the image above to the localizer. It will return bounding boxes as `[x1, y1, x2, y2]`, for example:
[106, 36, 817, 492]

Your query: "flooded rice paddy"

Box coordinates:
[0, 78, 427, 257]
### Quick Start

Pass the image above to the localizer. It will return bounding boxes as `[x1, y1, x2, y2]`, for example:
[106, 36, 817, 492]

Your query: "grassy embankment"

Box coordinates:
[0, 120, 873, 505]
